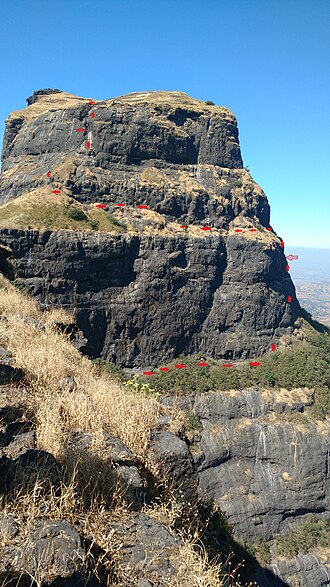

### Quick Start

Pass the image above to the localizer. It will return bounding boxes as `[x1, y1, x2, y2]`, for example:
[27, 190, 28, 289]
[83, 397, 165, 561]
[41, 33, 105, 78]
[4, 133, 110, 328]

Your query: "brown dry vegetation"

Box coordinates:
[0, 275, 253, 586]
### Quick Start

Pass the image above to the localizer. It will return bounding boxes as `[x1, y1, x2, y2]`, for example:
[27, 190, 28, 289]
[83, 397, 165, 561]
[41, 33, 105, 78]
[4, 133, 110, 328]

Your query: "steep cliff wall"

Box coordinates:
[0, 89, 300, 366]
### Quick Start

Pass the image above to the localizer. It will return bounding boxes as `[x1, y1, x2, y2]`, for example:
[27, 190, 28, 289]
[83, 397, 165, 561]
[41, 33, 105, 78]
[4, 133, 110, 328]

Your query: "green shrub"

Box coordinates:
[205, 100, 215, 105]
[89, 219, 99, 230]
[107, 214, 125, 228]
[250, 539, 271, 565]
[234, 181, 243, 188]
[66, 208, 88, 222]
[92, 358, 127, 382]
[184, 411, 202, 432]
[276, 515, 330, 558]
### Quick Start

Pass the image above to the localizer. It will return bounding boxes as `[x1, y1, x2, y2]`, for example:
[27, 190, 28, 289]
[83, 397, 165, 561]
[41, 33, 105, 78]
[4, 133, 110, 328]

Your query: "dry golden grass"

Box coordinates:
[0, 277, 163, 462]
[0, 277, 254, 586]
[167, 540, 256, 587]
[0, 189, 123, 234]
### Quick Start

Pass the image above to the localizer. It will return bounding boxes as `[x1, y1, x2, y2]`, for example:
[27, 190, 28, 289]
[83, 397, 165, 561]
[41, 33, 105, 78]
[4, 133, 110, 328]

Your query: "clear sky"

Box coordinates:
[0, 0, 329, 248]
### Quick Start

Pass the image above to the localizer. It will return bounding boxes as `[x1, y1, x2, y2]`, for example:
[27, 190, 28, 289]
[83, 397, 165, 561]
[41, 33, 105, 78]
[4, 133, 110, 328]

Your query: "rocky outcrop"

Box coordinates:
[0, 227, 298, 366]
[0, 89, 301, 366]
[165, 389, 330, 586]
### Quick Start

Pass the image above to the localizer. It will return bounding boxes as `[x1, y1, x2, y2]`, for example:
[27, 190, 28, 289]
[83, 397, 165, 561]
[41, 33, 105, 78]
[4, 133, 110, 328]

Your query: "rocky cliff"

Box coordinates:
[0, 89, 299, 366]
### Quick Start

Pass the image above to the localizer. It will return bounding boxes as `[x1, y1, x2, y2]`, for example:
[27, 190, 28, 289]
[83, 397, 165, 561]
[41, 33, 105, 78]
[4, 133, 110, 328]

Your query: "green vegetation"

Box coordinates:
[143, 331, 330, 417]
[66, 207, 88, 222]
[234, 180, 243, 188]
[205, 100, 215, 105]
[276, 515, 330, 558]
[123, 373, 161, 400]
[245, 539, 271, 566]
[184, 411, 202, 432]
[0, 193, 126, 234]
[92, 358, 128, 382]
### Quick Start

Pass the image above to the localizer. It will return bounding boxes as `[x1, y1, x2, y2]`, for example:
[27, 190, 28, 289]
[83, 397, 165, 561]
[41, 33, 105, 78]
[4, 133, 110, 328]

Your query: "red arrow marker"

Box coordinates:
[250, 361, 260, 367]
[52, 189, 61, 194]
[175, 364, 186, 369]
[180, 225, 188, 229]
[287, 296, 292, 303]
[286, 264, 290, 272]
[137, 205, 148, 209]
[160, 367, 170, 372]
[116, 203, 125, 207]
[271, 343, 277, 352]
[76, 128, 86, 133]
[197, 362, 209, 367]
[89, 100, 95, 104]
[266, 227, 273, 231]
[46, 171, 51, 178]
[91, 112, 95, 119]
[280, 240, 285, 248]
[201, 226, 212, 231]
[249, 228, 257, 232]
[223, 363, 233, 368]
[86, 141, 91, 149]
[143, 371, 155, 376]
[234, 229, 242, 233]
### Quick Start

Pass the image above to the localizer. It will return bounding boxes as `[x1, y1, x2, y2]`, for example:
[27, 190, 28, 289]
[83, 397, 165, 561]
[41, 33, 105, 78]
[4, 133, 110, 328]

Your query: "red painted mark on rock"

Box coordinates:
[91, 112, 95, 119]
[286, 254, 298, 261]
[175, 364, 186, 369]
[137, 205, 148, 209]
[234, 229, 242, 233]
[250, 361, 261, 367]
[223, 363, 233, 368]
[52, 189, 61, 194]
[46, 171, 51, 178]
[86, 141, 91, 149]
[197, 362, 209, 367]
[143, 371, 155, 376]
[201, 226, 212, 231]
[116, 203, 125, 207]
[95, 204, 107, 209]
[271, 343, 277, 352]
[180, 225, 188, 229]
[287, 296, 292, 303]
[249, 228, 257, 232]
[280, 240, 285, 248]
[89, 100, 95, 104]
[266, 227, 273, 231]
[76, 128, 86, 133]
[286, 264, 290, 272]
[160, 367, 170, 372]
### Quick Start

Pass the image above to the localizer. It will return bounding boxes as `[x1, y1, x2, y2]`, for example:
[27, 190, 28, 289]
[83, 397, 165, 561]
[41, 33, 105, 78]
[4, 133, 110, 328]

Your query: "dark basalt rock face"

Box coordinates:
[0, 89, 300, 365]
[0, 227, 298, 366]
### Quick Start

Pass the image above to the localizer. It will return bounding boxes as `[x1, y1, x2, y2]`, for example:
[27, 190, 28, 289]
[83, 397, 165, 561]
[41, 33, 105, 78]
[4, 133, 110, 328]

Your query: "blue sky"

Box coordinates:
[0, 0, 329, 248]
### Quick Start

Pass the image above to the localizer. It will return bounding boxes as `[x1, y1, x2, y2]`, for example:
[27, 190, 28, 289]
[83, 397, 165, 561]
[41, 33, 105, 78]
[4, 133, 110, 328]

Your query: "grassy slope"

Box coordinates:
[0, 275, 255, 587]
[0, 190, 125, 233]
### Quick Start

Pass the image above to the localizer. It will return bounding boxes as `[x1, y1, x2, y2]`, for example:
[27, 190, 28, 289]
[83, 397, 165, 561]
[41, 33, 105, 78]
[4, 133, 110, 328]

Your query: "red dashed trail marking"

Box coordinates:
[52, 189, 61, 194]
